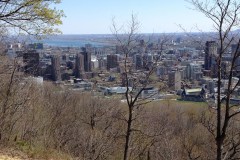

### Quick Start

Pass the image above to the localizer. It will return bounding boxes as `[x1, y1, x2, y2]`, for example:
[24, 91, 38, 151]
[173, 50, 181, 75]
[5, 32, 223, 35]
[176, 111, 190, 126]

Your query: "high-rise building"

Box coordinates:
[186, 63, 202, 81]
[75, 53, 84, 78]
[81, 47, 92, 72]
[51, 55, 61, 81]
[205, 41, 218, 70]
[135, 54, 143, 70]
[168, 70, 181, 91]
[107, 54, 118, 70]
[231, 44, 239, 57]
[231, 44, 240, 72]
[143, 54, 153, 70]
[23, 50, 39, 76]
[98, 58, 106, 70]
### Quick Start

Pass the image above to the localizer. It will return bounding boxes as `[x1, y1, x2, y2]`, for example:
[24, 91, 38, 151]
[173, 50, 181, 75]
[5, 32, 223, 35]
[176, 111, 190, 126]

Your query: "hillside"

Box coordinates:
[0, 147, 72, 160]
[0, 148, 29, 160]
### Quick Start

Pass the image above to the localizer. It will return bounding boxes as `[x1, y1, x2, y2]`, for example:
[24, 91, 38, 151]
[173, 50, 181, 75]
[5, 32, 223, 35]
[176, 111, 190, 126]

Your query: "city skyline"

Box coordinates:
[58, 0, 214, 34]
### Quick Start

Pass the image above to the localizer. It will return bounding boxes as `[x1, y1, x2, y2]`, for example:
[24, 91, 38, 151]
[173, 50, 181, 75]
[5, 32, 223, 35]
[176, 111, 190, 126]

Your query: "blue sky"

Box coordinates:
[57, 0, 213, 34]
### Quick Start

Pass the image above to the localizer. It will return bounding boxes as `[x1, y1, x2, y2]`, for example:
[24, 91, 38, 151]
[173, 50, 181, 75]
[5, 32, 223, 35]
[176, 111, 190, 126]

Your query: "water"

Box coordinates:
[41, 39, 109, 48]
[34, 35, 113, 48]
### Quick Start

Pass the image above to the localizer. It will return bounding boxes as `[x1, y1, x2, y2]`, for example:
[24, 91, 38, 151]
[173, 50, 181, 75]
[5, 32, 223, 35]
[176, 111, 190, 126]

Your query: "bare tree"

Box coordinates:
[188, 0, 240, 159]
[0, 56, 35, 143]
[75, 95, 121, 160]
[112, 15, 169, 160]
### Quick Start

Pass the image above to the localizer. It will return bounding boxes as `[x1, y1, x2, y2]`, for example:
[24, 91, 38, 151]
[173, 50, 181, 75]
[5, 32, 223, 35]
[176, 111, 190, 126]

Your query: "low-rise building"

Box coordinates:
[181, 88, 206, 102]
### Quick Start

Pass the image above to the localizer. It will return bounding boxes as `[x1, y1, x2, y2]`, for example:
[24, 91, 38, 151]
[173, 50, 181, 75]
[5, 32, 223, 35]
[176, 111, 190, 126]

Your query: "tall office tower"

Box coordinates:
[107, 54, 118, 70]
[168, 70, 181, 91]
[143, 54, 153, 70]
[231, 44, 240, 72]
[205, 41, 218, 70]
[51, 55, 61, 81]
[98, 58, 106, 70]
[135, 54, 143, 70]
[23, 50, 40, 76]
[81, 47, 92, 72]
[75, 53, 84, 78]
[186, 63, 203, 81]
[231, 44, 239, 57]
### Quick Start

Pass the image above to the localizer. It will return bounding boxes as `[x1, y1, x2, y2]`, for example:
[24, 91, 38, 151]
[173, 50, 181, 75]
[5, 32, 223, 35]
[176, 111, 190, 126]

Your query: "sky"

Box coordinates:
[57, 0, 213, 34]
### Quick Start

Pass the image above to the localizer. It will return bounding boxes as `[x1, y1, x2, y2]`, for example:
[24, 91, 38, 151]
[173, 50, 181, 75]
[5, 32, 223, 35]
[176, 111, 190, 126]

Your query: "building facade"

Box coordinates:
[51, 55, 61, 81]
[204, 41, 218, 70]
[107, 54, 118, 70]
[81, 47, 92, 72]
[23, 50, 40, 76]
[168, 70, 181, 91]
[75, 53, 84, 78]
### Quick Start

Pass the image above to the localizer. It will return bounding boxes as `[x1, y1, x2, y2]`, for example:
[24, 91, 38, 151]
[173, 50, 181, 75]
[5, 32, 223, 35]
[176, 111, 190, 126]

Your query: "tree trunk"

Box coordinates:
[216, 43, 222, 160]
[123, 105, 133, 160]
[216, 138, 222, 160]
